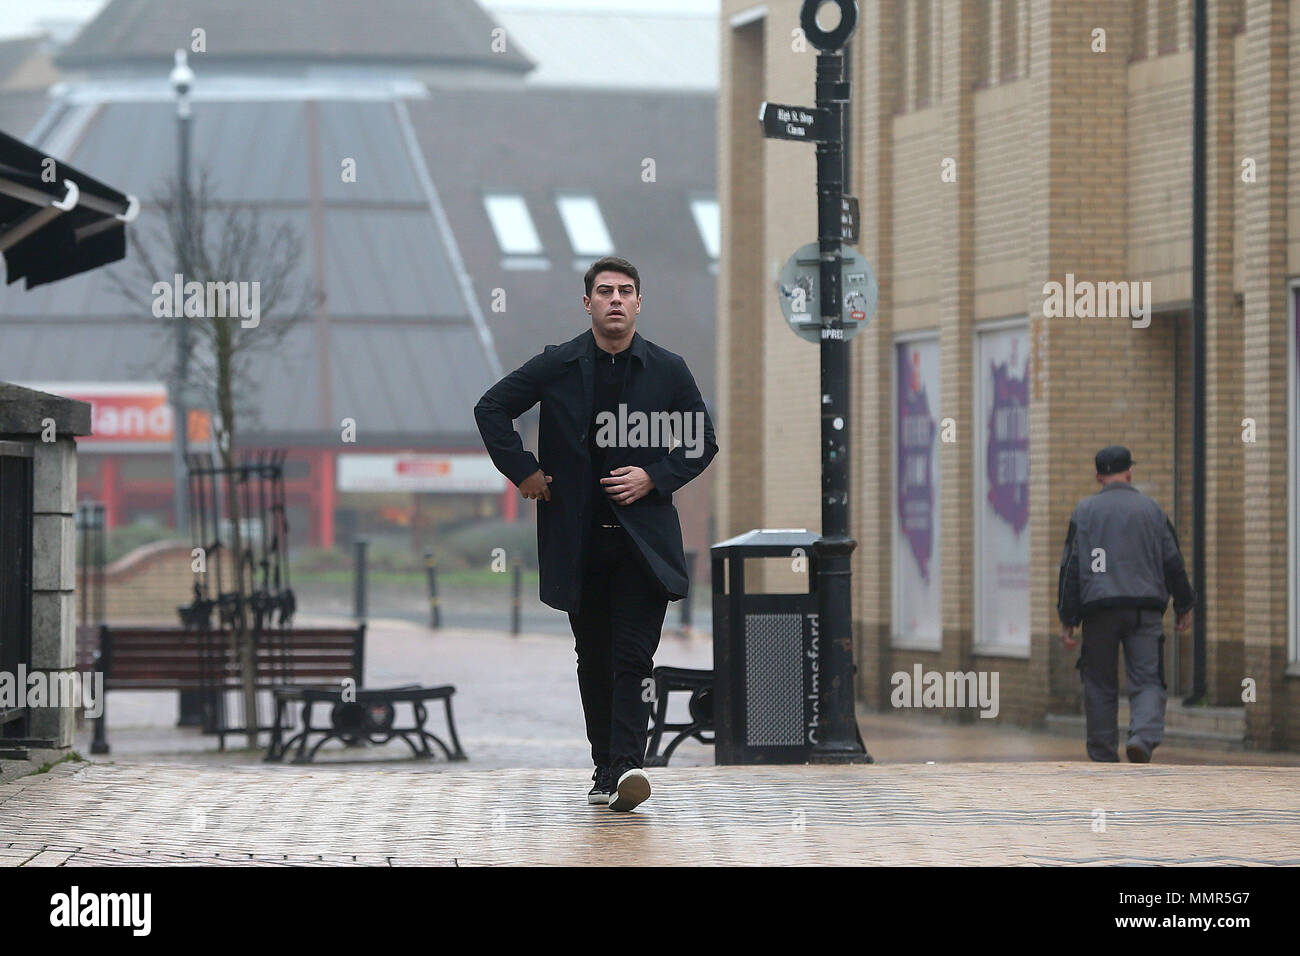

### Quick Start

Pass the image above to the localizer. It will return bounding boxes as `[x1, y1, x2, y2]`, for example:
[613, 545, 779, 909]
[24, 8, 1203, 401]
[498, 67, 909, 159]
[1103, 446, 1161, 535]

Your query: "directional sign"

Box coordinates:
[840, 196, 860, 243]
[776, 241, 878, 343]
[759, 102, 832, 143]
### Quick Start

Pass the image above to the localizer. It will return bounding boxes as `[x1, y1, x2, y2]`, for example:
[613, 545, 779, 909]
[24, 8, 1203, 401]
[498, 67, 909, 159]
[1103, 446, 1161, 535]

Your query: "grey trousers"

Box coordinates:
[1077, 607, 1167, 762]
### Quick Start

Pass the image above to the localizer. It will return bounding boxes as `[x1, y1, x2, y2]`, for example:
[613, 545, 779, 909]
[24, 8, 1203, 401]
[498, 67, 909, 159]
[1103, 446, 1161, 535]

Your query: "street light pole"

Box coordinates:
[170, 50, 203, 728]
[805, 3, 868, 764]
[760, 1, 870, 763]
[170, 49, 195, 536]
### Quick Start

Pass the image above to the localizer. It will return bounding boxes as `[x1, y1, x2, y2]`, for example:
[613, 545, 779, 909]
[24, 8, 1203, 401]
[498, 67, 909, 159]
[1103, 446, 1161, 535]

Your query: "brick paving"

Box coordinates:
[3, 758, 1299, 865]
[3, 617, 1299, 865]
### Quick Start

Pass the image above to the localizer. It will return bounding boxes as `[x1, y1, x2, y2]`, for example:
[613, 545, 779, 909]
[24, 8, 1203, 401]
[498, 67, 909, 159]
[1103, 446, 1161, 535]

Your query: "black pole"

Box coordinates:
[805, 2, 868, 763]
[425, 548, 441, 629]
[1185, 0, 1207, 705]
[510, 558, 522, 636]
[77, 502, 88, 629]
[353, 538, 368, 622]
[680, 549, 696, 630]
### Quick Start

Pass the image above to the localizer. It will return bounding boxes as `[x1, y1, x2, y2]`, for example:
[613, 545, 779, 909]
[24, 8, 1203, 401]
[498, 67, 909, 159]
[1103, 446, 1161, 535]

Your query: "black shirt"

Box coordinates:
[589, 344, 629, 525]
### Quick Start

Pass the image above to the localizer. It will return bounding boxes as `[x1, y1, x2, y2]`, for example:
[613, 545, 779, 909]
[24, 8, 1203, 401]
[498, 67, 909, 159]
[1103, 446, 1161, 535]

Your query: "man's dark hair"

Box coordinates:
[584, 256, 641, 297]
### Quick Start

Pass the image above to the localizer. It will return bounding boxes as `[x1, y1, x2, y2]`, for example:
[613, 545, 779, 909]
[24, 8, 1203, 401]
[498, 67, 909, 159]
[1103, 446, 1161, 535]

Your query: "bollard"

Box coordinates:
[424, 548, 441, 630]
[510, 558, 522, 636]
[353, 538, 368, 621]
[680, 549, 697, 630]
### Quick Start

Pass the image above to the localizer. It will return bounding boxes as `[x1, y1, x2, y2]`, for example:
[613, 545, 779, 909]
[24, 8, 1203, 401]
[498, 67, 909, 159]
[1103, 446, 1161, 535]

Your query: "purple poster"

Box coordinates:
[985, 345, 1029, 536]
[897, 347, 935, 581]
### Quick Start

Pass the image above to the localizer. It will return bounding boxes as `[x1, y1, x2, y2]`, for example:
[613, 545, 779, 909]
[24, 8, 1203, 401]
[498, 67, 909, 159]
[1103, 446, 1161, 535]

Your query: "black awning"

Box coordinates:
[0, 128, 138, 289]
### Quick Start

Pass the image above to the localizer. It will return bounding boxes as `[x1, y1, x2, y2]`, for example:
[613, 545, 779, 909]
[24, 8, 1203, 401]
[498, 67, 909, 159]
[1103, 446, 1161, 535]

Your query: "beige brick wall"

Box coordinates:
[761, 0, 821, 548]
[719, 0, 1299, 747]
[974, 81, 1031, 321]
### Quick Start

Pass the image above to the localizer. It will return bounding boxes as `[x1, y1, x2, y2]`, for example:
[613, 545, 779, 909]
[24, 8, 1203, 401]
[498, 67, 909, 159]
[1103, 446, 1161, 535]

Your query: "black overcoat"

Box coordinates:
[474, 328, 717, 612]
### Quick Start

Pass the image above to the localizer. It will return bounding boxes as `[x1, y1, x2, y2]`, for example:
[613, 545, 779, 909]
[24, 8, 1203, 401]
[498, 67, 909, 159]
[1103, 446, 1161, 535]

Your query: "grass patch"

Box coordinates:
[32, 751, 85, 774]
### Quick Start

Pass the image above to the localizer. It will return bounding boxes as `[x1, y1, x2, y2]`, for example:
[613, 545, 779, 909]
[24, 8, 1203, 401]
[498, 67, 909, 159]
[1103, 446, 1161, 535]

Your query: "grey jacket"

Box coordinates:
[1057, 482, 1196, 626]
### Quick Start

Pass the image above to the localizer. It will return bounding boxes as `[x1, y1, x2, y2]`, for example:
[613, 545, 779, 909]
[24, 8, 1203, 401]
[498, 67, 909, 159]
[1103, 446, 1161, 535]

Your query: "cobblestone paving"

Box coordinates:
[3, 759, 1299, 865]
[6, 618, 1300, 865]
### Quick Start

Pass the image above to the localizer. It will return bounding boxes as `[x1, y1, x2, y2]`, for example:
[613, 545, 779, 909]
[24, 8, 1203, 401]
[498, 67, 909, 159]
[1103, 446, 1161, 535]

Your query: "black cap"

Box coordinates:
[1095, 445, 1135, 475]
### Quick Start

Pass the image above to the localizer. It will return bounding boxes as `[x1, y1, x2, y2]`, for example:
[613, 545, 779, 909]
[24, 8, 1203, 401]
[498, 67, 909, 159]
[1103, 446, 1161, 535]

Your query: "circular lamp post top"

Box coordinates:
[800, 0, 858, 52]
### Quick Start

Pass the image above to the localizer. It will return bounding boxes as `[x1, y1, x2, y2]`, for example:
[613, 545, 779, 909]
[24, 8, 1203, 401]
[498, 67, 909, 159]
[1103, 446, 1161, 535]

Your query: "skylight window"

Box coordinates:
[483, 193, 543, 255]
[689, 196, 720, 259]
[556, 194, 613, 256]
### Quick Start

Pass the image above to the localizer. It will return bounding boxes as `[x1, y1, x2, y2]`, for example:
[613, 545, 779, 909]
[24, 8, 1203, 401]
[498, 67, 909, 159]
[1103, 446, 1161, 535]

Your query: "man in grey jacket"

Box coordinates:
[1057, 446, 1195, 763]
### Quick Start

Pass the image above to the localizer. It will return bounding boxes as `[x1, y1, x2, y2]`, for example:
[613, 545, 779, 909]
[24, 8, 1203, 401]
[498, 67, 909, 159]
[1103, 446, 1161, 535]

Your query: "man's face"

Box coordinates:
[584, 270, 641, 338]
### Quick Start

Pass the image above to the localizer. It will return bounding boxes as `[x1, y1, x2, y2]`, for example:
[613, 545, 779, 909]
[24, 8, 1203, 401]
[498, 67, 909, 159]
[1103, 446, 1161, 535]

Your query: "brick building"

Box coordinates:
[716, 0, 1300, 748]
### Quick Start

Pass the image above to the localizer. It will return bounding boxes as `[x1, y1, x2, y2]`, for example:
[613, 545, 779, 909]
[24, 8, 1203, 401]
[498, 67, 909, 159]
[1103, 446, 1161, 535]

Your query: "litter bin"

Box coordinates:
[712, 529, 821, 764]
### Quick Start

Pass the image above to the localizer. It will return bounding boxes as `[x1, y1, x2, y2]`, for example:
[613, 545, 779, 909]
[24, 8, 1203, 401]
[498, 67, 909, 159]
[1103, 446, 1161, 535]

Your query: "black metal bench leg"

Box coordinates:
[264, 696, 286, 762]
[441, 696, 467, 760]
[91, 695, 109, 755]
[643, 677, 670, 766]
[291, 700, 314, 763]
[661, 723, 705, 764]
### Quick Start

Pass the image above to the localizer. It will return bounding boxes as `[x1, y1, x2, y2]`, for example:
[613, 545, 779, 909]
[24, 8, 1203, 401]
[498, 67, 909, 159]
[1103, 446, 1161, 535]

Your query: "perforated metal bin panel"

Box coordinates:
[744, 612, 805, 746]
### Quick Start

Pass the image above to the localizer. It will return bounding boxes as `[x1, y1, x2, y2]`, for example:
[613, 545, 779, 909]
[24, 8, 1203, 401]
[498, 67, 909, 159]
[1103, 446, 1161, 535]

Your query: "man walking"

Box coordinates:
[474, 255, 717, 811]
[1057, 446, 1195, 763]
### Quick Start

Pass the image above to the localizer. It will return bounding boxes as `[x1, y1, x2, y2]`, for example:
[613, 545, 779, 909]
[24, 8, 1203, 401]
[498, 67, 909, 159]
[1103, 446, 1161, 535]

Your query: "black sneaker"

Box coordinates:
[607, 766, 651, 812]
[588, 765, 613, 805]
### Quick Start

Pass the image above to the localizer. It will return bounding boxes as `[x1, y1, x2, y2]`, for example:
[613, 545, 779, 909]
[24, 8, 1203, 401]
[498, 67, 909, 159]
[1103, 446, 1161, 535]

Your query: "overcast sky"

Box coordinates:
[0, 0, 721, 40]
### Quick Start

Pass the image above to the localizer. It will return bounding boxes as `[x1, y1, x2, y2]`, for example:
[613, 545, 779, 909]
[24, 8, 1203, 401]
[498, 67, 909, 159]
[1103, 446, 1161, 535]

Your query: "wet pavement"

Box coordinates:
[3, 618, 1298, 866]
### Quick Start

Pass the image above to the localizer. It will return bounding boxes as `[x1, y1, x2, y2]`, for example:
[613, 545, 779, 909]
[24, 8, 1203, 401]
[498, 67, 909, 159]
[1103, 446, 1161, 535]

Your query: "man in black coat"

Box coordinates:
[474, 255, 717, 811]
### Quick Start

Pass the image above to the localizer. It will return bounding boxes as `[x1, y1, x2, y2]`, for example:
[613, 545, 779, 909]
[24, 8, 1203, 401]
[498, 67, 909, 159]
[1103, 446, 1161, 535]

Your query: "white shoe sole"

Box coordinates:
[607, 769, 650, 812]
[588, 792, 611, 805]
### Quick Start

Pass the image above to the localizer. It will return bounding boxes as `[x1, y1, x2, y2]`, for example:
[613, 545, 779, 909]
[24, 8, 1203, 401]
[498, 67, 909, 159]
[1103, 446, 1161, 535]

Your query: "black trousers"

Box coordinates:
[568, 522, 669, 771]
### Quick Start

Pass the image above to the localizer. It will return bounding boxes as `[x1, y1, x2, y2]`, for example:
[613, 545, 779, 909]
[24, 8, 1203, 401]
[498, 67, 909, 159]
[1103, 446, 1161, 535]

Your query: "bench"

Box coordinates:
[264, 684, 467, 763]
[644, 665, 715, 766]
[81, 623, 365, 753]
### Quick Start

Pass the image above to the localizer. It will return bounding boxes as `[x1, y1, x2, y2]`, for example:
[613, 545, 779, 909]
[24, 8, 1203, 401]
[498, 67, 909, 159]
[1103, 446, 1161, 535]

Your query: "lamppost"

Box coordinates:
[760, 0, 870, 763]
[170, 50, 201, 728]
[169, 49, 194, 536]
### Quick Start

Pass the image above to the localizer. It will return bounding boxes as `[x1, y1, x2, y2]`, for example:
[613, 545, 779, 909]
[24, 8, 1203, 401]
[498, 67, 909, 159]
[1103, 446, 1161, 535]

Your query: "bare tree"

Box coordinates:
[113, 166, 316, 747]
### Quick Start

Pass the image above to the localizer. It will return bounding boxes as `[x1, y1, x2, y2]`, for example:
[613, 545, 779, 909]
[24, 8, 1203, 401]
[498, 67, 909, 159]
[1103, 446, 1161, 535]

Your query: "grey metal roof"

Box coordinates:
[487, 8, 719, 90]
[407, 85, 717, 400]
[56, 0, 534, 74]
[0, 96, 498, 447]
[0, 89, 54, 139]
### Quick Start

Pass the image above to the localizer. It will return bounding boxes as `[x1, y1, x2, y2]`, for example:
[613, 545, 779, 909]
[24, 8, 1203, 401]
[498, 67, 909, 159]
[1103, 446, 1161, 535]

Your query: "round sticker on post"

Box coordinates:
[776, 240, 878, 343]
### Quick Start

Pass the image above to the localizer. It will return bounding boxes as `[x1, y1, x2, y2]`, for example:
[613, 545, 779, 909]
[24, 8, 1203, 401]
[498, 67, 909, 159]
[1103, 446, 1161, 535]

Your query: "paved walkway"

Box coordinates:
[3, 618, 1298, 865]
[4, 759, 1298, 865]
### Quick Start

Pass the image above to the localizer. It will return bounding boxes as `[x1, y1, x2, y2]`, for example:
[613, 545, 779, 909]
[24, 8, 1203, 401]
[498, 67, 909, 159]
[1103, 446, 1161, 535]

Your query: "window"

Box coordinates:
[1291, 284, 1300, 664]
[915, 0, 931, 109]
[895, 0, 908, 112]
[975, 0, 991, 88]
[483, 193, 542, 256]
[689, 196, 720, 259]
[999, 0, 1018, 81]
[556, 194, 613, 256]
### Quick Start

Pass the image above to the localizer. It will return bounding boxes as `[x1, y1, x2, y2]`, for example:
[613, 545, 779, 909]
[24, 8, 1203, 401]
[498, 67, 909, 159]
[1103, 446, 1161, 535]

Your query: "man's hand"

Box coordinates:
[518, 469, 552, 501]
[1175, 610, 1193, 633]
[1061, 625, 1078, 650]
[601, 466, 654, 505]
